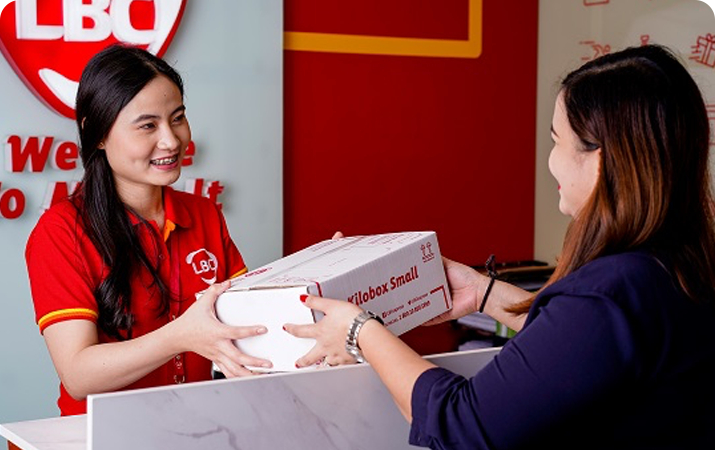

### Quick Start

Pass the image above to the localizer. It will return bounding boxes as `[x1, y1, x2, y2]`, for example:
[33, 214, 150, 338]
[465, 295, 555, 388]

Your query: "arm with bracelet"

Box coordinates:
[422, 255, 532, 332]
[284, 253, 533, 421]
[286, 295, 435, 421]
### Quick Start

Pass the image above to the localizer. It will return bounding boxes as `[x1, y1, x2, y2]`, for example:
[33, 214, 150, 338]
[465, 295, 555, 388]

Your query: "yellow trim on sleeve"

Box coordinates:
[38, 308, 98, 330]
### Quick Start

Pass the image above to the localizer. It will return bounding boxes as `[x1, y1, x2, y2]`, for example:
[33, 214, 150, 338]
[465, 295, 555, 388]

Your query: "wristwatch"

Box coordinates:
[345, 310, 384, 363]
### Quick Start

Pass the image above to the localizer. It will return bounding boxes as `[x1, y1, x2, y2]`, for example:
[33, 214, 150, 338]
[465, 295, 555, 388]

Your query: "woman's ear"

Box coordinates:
[80, 117, 105, 150]
[590, 148, 603, 180]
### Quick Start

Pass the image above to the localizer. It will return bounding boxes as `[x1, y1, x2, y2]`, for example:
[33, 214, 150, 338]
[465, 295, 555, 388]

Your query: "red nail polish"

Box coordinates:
[282, 325, 287, 331]
[295, 363, 300, 368]
[300, 294, 308, 303]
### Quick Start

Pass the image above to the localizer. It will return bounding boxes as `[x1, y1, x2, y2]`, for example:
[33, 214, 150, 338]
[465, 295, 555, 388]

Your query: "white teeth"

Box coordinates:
[150, 156, 178, 166]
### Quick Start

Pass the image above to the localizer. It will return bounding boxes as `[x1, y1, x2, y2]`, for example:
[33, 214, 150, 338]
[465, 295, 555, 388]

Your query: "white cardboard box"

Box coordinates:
[214, 231, 452, 372]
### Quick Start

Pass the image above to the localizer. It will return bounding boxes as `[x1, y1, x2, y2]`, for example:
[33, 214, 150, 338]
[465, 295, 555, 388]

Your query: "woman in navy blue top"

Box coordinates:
[285, 44, 715, 449]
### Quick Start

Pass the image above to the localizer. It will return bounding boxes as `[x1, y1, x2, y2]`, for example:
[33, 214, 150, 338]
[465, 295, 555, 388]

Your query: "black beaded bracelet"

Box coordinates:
[479, 254, 499, 313]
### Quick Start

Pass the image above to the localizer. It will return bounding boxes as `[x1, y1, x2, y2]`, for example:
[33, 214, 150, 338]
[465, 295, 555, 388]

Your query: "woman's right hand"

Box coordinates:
[172, 280, 273, 377]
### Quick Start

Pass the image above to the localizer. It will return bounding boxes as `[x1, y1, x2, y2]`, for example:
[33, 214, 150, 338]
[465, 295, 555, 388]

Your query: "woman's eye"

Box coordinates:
[173, 114, 186, 123]
[140, 123, 155, 130]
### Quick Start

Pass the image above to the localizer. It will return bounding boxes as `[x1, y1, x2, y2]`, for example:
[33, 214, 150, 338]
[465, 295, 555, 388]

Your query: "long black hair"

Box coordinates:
[74, 44, 185, 340]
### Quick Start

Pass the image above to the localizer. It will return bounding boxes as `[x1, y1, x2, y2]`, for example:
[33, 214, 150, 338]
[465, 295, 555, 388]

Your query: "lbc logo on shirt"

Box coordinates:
[0, 0, 186, 119]
[186, 248, 219, 285]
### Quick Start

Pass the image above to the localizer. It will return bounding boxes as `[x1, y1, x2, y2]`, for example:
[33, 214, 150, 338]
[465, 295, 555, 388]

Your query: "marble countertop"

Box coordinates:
[1, 347, 499, 450]
[1, 414, 85, 450]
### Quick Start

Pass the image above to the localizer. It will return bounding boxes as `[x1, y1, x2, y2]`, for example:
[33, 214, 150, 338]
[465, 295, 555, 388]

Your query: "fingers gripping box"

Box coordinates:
[213, 232, 453, 372]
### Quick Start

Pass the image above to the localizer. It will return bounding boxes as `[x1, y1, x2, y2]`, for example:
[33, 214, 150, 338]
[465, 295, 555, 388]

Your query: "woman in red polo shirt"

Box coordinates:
[25, 44, 271, 416]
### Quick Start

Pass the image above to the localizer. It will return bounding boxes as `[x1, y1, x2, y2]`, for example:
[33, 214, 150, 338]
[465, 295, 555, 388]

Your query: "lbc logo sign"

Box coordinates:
[0, 0, 186, 119]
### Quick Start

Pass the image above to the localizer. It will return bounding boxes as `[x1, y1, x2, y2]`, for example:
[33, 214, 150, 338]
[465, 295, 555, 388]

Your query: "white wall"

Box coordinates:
[0, 0, 282, 424]
[535, 0, 715, 264]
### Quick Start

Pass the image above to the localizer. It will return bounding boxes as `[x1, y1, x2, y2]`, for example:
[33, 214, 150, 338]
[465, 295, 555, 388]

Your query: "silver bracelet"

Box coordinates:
[345, 310, 384, 363]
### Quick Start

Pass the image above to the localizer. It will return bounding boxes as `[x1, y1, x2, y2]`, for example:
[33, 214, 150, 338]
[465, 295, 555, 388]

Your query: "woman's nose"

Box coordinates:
[157, 125, 180, 150]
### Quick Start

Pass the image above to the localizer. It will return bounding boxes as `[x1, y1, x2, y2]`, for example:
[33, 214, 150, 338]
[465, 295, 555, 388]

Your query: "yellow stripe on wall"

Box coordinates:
[284, 0, 482, 59]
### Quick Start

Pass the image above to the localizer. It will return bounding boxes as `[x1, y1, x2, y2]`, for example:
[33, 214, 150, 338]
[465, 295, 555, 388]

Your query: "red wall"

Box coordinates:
[284, 1, 539, 269]
[284, 1, 539, 354]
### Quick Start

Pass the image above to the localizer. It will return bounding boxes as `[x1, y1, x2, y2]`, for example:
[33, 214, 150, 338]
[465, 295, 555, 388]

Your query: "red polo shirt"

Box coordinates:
[25, 186, 246, 416]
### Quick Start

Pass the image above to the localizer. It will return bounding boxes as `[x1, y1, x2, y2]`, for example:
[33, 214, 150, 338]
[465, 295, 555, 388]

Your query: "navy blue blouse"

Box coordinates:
[410, 251, 715, 449]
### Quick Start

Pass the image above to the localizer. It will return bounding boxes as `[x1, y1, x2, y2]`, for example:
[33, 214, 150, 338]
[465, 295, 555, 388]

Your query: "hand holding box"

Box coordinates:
[213, 232, 453, 372]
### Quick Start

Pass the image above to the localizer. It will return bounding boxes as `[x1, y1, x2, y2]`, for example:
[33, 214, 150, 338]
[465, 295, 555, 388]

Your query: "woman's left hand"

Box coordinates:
[283, 295, 363, 368]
